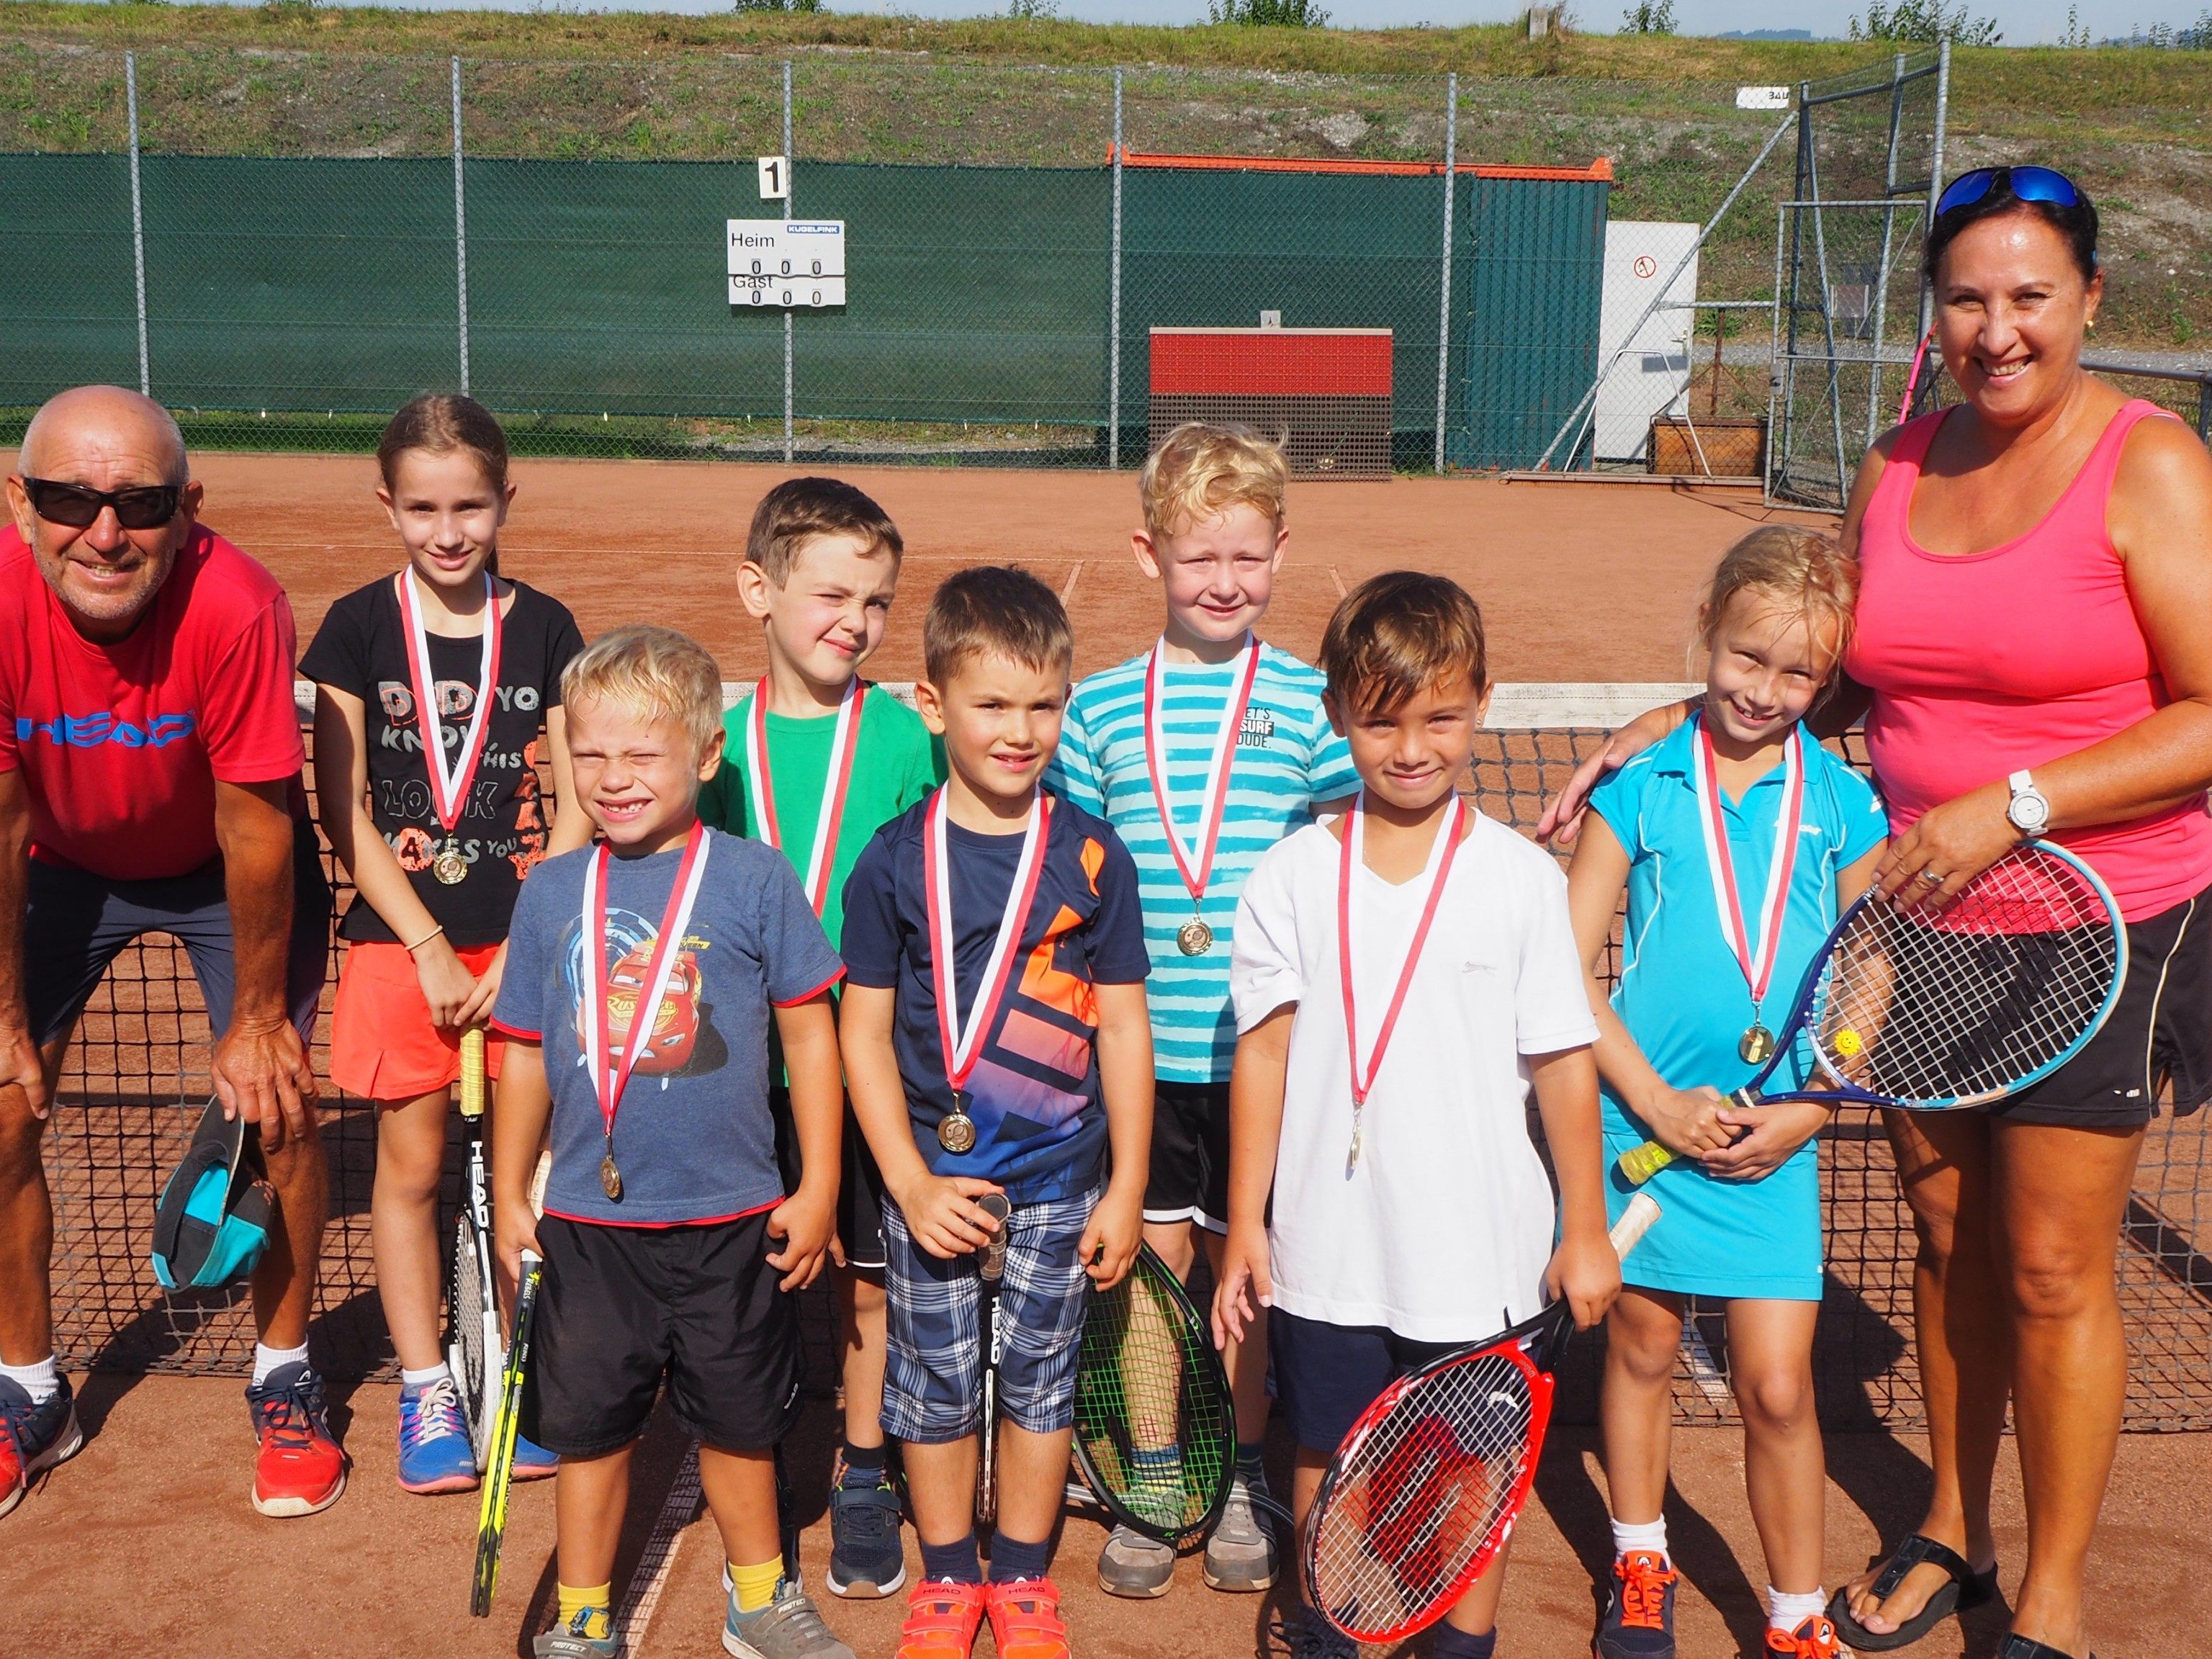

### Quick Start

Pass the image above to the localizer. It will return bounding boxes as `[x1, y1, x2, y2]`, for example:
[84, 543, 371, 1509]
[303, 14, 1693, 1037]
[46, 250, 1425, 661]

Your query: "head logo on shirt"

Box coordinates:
[17, 711, 197, 750]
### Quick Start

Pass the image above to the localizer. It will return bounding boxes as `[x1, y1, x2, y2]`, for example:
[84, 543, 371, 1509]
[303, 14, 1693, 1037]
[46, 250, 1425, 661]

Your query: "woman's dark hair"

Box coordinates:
[1925, 169, 2099, 288]
[377, 393, 512, 574]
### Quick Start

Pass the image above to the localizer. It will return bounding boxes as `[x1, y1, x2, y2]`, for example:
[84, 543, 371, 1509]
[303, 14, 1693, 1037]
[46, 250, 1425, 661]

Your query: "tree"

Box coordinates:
[1208, 0, 1334, 24]
[1848, 0, 2002, 44]
[1622, 0, 1676, 32]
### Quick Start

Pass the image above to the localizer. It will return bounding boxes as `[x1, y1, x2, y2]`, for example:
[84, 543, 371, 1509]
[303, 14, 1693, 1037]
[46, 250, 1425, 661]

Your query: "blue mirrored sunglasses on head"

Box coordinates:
[1936, 165, 2081, 219]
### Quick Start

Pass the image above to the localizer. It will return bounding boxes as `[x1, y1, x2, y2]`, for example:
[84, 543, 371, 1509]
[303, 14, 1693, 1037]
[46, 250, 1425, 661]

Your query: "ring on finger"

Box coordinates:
[1917, 867, 1946, 884]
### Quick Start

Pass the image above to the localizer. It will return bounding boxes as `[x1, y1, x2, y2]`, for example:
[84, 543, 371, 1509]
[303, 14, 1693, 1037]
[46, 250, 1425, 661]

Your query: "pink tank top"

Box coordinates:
[1847, 398, 2212, 921]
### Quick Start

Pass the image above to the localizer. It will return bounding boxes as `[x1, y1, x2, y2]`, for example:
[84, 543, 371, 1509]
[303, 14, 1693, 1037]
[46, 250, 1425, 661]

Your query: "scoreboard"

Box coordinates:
[727, 220, 847, 309]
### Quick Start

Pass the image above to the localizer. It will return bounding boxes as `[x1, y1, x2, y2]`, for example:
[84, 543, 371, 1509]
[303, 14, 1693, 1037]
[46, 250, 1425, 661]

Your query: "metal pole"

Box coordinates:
[783, 59, 794, 467]
[125, 52, 149, 397]
[1864, 55, 1908, 449]
[1432, 72, 1457, 475]
[1109, 69, 1125, 470]
[1534, 104, 1795, 473]
[1917, 41, 1952, 346]
[451, 58, 470, 395]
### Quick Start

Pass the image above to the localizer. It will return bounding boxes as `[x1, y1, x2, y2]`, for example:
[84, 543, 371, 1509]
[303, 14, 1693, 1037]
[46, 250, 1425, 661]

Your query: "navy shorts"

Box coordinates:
[523, 1209, 802, 1458]
[770, 1085, 890, 1272]
[25, 819, 332, 1050]
[880, 1182, 1099, 1444]
[1143, 1079, 1231, 1235]
[1269, 1308, 1460, 1456]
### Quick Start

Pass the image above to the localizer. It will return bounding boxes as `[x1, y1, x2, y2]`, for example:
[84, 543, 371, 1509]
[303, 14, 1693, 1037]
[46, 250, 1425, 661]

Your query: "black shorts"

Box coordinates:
[1269, 1308, 1458, 1456]
[1992, 886, 2212, 1128]
[1143, 1079, 1231, 1234]
[25, 819, 331, 1048]
[522, 1210, 801, 1458]
[771, 1087, 889, 1272]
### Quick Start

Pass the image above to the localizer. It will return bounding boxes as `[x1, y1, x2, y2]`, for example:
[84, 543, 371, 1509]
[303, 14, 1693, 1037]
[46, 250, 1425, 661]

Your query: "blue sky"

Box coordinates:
[348, 0, 2210, 45]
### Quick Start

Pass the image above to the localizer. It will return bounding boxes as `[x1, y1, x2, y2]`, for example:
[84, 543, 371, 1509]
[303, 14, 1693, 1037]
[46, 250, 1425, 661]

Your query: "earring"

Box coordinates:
[2087, 315, 2098, 331]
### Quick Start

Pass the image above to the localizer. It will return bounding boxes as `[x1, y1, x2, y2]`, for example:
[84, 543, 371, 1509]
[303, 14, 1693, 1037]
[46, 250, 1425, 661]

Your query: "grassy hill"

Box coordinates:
[2, 3, 2207, 350]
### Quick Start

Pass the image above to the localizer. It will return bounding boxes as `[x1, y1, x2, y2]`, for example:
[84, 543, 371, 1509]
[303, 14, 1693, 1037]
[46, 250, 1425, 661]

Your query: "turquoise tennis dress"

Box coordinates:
[1586, 716, 1888, 1300]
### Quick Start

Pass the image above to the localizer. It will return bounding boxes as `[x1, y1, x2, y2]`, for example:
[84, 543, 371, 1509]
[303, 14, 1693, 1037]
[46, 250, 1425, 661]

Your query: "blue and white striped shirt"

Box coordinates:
[1046, 642, 1359, 1082]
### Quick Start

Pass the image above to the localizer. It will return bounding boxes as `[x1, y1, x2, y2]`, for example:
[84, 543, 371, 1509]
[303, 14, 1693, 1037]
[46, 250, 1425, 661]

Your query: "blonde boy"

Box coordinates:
[492, 626, 852, 1659]
[1044, 423, 1357, 1598]
[698, 477, 940, 1598]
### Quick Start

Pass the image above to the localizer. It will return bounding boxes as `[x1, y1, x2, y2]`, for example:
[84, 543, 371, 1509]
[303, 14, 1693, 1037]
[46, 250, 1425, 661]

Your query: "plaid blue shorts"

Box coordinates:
[880, 1182, 1101, 1444]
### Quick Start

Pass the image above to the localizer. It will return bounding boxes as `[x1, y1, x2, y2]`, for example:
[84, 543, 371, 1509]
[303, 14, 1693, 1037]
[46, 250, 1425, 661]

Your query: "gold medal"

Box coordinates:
[599, 1151, 624, 1202]
[938, 1110, 977, 1154]
[433, 842, 468, 885]
[1177, 916, 1214, 956]
[1739, 1022, 1776, 1065]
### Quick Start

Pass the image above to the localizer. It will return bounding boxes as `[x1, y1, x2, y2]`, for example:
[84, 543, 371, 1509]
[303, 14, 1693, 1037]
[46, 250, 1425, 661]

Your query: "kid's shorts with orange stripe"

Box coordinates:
[331, 939, 507, 1102]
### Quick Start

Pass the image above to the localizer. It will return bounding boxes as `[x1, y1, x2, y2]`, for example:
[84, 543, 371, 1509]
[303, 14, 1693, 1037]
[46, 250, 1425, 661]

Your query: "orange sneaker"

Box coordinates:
[245, 1362, 347, 1518]
[1766, 1614, 1852, 1658]
[984, 1577, 1071, 1659]
[894, 1580, 988, 1659]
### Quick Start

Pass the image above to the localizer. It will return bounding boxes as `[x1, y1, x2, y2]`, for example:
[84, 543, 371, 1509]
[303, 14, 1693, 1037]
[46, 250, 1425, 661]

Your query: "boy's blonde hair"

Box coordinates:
[1140, 422, 1290, 538]
[1318, 572, 1488, 716]
[922, 566, 1073, 688]
[1696, 525, 1860, 671]
[560, 625, 725, 756]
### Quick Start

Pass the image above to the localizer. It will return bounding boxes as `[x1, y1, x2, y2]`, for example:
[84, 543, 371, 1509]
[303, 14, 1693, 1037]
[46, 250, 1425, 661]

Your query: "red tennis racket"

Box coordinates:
[1301, 1192, 1662, 1644]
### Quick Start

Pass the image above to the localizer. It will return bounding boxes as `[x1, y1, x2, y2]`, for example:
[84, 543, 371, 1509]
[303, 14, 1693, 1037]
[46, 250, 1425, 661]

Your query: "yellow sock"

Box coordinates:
[556, 1583, 612, 1641]
[730, 1556, 785, 1614]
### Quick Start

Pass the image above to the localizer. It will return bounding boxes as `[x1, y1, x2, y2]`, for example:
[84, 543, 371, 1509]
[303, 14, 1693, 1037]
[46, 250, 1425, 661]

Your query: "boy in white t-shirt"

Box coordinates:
[1212, 572, 1622, 1659]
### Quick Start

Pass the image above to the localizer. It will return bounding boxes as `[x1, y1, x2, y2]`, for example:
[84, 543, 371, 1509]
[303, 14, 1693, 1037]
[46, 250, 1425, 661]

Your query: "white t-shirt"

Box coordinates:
[1230, 811, 1599, 1342]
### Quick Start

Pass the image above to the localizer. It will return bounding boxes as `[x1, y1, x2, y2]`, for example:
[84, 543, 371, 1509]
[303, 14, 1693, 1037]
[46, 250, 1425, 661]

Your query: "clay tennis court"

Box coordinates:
[13, 450, 2208, 1657]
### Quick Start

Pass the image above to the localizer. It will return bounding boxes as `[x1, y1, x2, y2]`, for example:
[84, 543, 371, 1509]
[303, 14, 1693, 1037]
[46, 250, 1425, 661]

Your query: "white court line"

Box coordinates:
[616, 1442, 704, 1656]
[1059, 560, 1084, 602]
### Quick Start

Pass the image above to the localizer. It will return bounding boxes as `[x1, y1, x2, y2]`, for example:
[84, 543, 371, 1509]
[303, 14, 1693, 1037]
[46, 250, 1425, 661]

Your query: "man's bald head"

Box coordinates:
[19, 385, 189, 487]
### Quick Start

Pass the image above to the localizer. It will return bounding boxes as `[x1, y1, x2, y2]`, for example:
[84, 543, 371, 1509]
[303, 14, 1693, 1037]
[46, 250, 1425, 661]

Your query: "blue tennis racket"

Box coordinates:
[1621, 840, 2126, 1184]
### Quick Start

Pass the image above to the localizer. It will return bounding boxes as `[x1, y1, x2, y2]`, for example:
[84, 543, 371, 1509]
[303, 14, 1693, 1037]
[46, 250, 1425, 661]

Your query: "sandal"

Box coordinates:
[1996, 1638, 2096, 1659]
[1827, 1533, 1999, 1651]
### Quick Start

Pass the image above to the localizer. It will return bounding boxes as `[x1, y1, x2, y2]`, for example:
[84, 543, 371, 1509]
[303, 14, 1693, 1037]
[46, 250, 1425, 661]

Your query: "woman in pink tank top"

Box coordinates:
[1540, 171, 2212, 1659]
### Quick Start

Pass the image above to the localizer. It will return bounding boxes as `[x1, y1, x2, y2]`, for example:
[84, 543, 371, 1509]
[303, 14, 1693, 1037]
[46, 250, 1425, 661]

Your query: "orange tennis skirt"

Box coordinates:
[331, 939, 508, 1103]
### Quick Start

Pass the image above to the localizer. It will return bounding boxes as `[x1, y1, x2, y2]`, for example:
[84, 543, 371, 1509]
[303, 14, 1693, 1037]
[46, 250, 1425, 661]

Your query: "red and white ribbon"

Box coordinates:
[742, 677, 865, 916]
[1339, 790, 1467, 1110]
[925, 788, 1051, 1097]
[581, 822, 711, 1143]
[1144, 637, 1262, 910]
[1690, 717, 1804, 1014]
[396, 569, 503, 833]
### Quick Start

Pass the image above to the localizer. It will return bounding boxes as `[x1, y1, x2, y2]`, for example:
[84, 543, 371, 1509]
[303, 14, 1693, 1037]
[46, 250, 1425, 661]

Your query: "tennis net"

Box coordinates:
[44, 723, 2212, 1429]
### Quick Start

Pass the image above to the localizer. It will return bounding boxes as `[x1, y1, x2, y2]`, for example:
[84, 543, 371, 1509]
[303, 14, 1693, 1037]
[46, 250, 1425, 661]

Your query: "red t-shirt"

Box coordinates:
[0, 522, 307, 881]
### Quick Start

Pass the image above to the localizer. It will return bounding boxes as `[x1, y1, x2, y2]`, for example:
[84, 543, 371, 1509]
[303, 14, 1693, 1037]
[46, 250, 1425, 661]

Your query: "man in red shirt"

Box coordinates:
[0, 386, 342, 1520]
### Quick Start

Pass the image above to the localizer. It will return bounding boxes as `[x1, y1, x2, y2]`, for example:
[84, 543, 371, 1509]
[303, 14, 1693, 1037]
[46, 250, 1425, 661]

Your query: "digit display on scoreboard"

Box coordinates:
[727, 220, 847, 309]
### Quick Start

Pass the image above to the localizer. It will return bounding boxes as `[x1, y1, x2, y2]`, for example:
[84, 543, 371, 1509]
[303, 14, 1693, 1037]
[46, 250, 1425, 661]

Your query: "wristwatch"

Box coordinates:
[2005, 770, 2051, 838]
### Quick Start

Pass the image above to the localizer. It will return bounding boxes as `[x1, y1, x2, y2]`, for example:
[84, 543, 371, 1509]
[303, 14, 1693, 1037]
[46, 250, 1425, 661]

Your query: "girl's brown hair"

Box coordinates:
[1696, 523, 1859, 672]
[377, 394, 511, 574]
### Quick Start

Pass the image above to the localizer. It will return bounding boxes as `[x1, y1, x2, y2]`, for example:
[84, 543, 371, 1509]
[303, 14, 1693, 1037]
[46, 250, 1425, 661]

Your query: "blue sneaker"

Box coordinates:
[0, 1375, 84, 1520]
[826, 1460, 906, 1599]
[396, 1375, 478, 1495]
[513, 1431, 559, 1482]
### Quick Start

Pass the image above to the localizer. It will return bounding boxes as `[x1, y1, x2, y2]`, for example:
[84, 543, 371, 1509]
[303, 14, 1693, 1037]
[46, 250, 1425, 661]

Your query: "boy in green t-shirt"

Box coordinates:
[698, 477, 942, 1600]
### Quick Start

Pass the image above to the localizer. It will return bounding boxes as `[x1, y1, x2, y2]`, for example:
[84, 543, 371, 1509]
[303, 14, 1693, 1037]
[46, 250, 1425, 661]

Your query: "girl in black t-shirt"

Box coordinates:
[302, 395, 590, 1496]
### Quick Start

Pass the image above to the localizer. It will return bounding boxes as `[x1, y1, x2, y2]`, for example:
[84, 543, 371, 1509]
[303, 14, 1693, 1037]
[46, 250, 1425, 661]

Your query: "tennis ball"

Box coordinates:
[1834, 1029, 1863, 1057]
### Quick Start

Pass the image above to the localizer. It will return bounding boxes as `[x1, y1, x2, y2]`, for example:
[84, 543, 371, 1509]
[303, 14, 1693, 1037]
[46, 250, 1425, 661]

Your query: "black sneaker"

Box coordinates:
[1595, 1550, 1678, 1659]
[0, 1375, 84, 1519]
[825, 1465, 906, 1599]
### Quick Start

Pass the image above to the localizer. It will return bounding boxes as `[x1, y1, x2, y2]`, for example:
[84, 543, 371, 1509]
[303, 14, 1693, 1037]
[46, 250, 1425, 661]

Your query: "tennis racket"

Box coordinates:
[1070, 1244, 1237, 1551]
[1619, 840, 2126, 1185]
[972, 1191, 1012, 1530]
[469, 1150, 552, 1617]
[1303, 1192, 1663, 1645]
[445, 1029, 500, 1467]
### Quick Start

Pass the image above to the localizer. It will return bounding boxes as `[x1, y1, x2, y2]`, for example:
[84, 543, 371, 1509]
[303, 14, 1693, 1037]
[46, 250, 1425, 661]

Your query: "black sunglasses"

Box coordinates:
[1935, 165, 2081, 220]
[22, 477, 184, 531]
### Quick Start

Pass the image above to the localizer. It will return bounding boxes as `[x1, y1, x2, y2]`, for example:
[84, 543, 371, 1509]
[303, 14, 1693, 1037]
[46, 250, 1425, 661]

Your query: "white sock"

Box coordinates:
[252, 1341, 310, 1387]
[1767, 1586, 1828, 1632]
[0, 1354, 60, 1404]
[400, 1364, 453, 1390]
[1610, 1516, 1669, 1560]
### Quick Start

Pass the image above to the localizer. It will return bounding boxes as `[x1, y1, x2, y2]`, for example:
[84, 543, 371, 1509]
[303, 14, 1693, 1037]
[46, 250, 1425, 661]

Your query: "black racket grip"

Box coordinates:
[978, 1192, 1011, 1284]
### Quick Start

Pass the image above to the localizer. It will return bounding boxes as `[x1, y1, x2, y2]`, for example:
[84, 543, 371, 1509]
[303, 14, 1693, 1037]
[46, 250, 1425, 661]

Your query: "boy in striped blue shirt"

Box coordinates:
[1046, 422, 1357, 1601]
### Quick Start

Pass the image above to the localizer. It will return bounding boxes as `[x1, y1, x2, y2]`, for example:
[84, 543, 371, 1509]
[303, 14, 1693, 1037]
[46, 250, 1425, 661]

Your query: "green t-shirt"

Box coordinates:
[698, 681, 943, 955]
